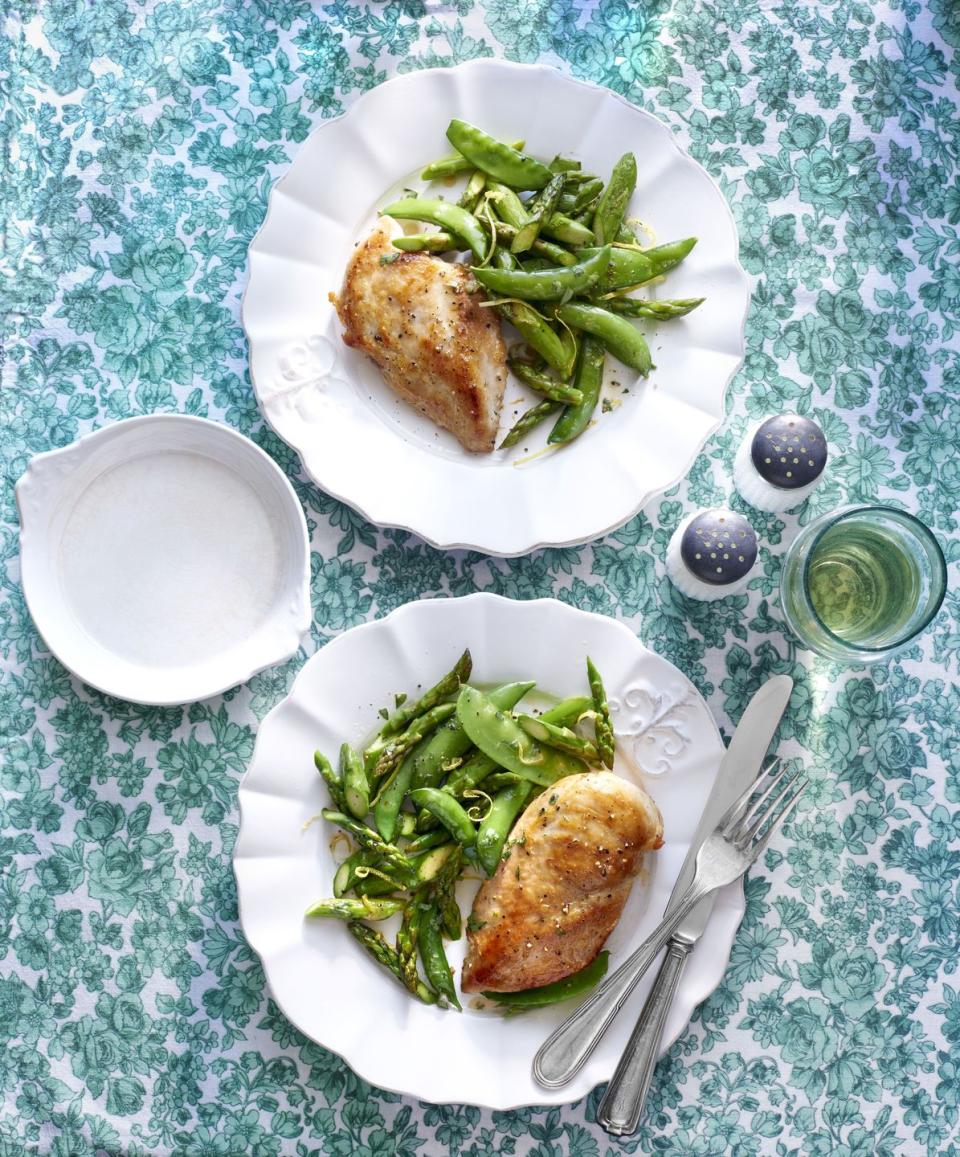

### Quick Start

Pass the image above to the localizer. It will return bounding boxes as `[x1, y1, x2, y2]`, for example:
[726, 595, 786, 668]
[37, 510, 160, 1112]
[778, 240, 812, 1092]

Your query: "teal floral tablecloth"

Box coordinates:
[2, 1, 959, 1154]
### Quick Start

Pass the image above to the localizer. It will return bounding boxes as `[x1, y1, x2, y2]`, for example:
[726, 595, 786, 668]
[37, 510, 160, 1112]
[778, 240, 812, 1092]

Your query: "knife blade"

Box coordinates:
[596, 674, 794, 1134]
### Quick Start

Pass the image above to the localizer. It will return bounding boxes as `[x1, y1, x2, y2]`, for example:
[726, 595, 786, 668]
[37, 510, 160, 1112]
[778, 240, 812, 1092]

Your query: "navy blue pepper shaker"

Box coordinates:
[666, 509, 759, 601]
[734, 414, 828, 513]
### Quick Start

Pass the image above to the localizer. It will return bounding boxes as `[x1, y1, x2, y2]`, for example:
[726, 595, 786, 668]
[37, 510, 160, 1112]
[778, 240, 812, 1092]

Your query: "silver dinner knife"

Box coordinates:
[595, 674, 794, 1134]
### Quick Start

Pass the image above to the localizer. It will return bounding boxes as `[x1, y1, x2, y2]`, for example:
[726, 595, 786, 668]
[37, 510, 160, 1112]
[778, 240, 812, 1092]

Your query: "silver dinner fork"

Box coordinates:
[533, 759, 808, 1090]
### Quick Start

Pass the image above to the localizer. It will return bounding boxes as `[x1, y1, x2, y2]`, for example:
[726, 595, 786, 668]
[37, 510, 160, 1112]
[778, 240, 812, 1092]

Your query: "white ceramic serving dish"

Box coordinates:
[243, 60, 750, 556]
[16, 415, 311, 705]
[234, 594, 744, 1108]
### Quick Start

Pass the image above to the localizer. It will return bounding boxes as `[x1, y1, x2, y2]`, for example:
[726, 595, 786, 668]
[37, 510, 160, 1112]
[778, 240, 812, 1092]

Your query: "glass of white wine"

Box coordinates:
[780, 505, 947, 663]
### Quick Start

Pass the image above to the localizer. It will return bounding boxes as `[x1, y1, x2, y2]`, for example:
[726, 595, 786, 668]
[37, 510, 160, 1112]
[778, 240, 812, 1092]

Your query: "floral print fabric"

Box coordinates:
[2, 1, 959, 1154]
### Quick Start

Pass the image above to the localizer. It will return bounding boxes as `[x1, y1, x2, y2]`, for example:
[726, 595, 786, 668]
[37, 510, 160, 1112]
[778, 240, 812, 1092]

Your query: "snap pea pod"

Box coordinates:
[403, 829, 452, 857]
[554, 303, 653, 374]
[584, 238, 699, 293]
[314, 751, 345, 811]
[540, 213, 595, 246]
[379, 649, 472, 739]
[410, 680, 536, 792]
[587, 656, 616, 769]
[509, 357, 583, 405]
[348, 922, 438, 1005]
[421, 140, 525, 180]
[476, 781, 534, 876]
[321, 811, 419, 883]
[305, 897, 403, 921]
[418, 907, 462, 1009]
[414, 842, 455, 885]
[472, 247, 611, 302]
[372, 702, 458, 782]
[381, 198, 487, 261]
[458, 170, 487, 211]
[482, 951, 610, 1011]
[549, 155, 582, 173]
[488, 248, 577, 377]
[516, 714, 602, 765]
[339, 743, 369, 820]
[593, 152, 637, 245]
[373, 750, 417, 842]
[498, 399, 561, 450]
[493, 222, 576, 267]
[442, 750, 499, 799]
[541, 695, 594, 727]
[548, 335, 605, 446]
[511, 173, 564, 254]
[480, 772, 526, 792]
[606, 296, 705, 320]
[485, 181, 529, 229]
[446, 119, 552, 190]
[392, 232, 457, 253]
[558, 177, 604, 216]
[456, 686, 587, 785]
[409, 788, 477, 849]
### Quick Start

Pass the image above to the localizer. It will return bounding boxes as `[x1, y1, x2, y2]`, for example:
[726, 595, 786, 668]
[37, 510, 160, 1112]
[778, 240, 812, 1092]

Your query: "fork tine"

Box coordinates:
[719, 758, 782, 836]
[735, 763, 804, 846]
[744, 776, 809, 863]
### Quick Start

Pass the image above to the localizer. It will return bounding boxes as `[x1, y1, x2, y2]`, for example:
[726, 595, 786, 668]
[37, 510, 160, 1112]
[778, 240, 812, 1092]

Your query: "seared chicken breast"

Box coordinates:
[462, 771, 663, 993]
[335, 218, 508, 453]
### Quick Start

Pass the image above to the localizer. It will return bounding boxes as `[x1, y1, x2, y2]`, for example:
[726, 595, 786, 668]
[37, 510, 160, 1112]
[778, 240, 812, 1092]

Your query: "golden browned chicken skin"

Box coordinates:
[462, 771, 664, 993]
[335, 218, 508, 453]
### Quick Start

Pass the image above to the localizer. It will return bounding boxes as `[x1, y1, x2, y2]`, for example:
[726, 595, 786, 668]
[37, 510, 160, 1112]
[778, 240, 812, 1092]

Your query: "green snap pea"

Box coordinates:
[421, 140, 525, 180]
[456, 686, 587, 785]
[493, 221, 577, 267]
[373, 750, 416, 842]
[304, 897, 403, 921]
[409, 788, 477, 849]
[381, 198, 487, 261]
[392, 232, 457, 253]
[509, 357, 583, 405]
[472, 247, 612, 302]
[446, 119, 552, 190]
[516, 714, 602, 765]
[549, 155, 582, 173]
[442, 750, 499, 799]
[541, 695, 594, 727]
[486, 181, 530, 229]
[458, 170, 487, 211]
[498, 399, 561, 450]
[593, 152, 638, 245]
[490, 301, 578, 377]
[415, 842, 455, 884]
[482, 952, 610, 1011]
[403, 829, 452, 857]
[577, 246, 654, 291]
[480, 772, 526, 792]
[607, 296, 705, 319]
[339, 743, 369, 820]
[418, 908, 462, 1009]
[558, 177, 605, 216]
[314, 751, 345, 811]
[541, 213, 595, 246]
[554, 303, 653, 374]
[617, 222, 639, 243]
[587, 657, 616, 769]
[379, 649, 472, 739]
[548, 335, 605, 445]
[476, 782, 533, 876]
[511, 173, 565, 254]
[409, 680, 535, 793]
[637, 237, 698, 278]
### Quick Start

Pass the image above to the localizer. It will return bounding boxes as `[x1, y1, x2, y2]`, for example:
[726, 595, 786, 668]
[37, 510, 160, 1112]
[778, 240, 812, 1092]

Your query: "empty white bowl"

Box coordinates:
[16, 415, 311, 704]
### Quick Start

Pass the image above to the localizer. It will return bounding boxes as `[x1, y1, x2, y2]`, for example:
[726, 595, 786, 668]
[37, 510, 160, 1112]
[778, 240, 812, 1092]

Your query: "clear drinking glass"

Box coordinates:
[779, 505, 947, 664]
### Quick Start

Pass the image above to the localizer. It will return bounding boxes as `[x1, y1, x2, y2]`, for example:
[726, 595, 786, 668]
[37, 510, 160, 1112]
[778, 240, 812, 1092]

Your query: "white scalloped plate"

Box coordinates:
[16, 416, 311, 705]
[242, 61, 750, 556]
[234, 595, 745, 1108]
